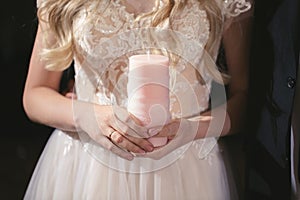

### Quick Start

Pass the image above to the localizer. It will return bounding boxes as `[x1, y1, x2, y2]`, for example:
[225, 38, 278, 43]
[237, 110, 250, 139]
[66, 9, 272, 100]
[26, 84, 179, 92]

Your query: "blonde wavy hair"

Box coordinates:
[37, 0, 227, 82]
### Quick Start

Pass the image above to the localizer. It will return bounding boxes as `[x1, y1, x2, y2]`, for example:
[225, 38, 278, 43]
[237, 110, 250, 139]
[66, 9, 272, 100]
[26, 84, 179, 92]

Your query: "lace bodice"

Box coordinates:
[73, 1, 211, 120]
[73, 0, 210, 115]
[36, 0, 251, 116]
[37, 0, 251, 169]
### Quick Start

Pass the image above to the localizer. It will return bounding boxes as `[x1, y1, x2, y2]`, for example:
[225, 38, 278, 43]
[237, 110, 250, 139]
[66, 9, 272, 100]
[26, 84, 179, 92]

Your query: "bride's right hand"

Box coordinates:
[73, 100, 154, 160]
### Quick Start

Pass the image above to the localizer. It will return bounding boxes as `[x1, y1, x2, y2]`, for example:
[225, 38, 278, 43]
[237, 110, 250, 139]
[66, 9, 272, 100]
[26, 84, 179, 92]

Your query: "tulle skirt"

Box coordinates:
[24, 129, 238, 200]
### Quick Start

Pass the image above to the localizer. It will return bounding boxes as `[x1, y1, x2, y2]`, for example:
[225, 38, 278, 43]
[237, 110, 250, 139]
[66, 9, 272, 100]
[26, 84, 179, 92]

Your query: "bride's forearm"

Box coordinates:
[191, 90, 247, 139]
[225, 90, 248, 135]
[190, 105, 231, 140]
[23, 86, 77, 132]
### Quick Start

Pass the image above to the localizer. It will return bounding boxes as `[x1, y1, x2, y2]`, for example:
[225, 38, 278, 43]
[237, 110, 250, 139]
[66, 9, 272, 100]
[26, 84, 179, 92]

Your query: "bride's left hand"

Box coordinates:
[136, 118, 200, 160]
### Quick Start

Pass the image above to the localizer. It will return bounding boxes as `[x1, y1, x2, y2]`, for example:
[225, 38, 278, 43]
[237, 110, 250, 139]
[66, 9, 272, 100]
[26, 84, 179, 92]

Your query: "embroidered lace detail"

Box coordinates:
[171, 137, 219, 163]
[223, 0, 252, 17]
[192, 138, 219, 159]
[72, 0, 212, 109]
[171, 2, 210, 45]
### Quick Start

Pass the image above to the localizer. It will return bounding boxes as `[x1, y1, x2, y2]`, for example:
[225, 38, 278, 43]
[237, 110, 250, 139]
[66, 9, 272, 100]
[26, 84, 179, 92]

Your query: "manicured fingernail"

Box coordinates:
[138, 150, 146, 154]
[148, 128, 159, 136]
[147, 145, 154, 152]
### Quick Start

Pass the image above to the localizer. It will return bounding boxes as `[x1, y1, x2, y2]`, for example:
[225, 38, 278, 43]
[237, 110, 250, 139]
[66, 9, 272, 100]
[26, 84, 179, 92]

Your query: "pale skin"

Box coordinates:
[23, 0, 252, 160]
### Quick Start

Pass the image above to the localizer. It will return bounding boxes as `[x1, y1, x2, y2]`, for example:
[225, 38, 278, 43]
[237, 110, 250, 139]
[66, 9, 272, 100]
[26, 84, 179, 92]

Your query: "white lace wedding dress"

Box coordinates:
[24, 0, 252, 199]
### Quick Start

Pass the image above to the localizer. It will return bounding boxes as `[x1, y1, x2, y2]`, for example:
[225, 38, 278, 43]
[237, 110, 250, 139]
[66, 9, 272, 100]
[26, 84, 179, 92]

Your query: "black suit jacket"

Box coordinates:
[245, 0, 299, 199]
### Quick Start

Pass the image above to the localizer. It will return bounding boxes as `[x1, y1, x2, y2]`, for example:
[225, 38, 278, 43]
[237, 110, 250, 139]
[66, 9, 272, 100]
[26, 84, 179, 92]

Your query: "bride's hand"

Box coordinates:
[73, 100, 154, 160]
[136, 118, 200, 160]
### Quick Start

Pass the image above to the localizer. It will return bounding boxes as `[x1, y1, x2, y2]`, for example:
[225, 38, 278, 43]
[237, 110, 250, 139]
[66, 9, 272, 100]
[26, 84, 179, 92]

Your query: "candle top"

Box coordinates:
[129, 54, 169, 66]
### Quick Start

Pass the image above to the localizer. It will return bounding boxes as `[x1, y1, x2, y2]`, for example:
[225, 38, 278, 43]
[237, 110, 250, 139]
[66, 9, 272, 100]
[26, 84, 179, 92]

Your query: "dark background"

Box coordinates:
[1, 1, 53, 199]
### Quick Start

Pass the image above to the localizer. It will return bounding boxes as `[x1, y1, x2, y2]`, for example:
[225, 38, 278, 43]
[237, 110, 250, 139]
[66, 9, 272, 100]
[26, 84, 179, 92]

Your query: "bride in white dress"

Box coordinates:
[23, 0, 253, 199]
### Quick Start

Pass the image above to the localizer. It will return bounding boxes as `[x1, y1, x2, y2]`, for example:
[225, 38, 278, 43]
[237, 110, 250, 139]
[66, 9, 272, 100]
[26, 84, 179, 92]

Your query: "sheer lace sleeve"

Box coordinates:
[221, 0, 254, 32]
[223, 0, 252, 17]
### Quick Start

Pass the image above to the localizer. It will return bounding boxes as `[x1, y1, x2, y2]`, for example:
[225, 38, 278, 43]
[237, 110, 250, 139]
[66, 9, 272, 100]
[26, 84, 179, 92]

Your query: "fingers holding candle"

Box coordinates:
[147, 120, 181, 147]
[108, 130, 151, 154]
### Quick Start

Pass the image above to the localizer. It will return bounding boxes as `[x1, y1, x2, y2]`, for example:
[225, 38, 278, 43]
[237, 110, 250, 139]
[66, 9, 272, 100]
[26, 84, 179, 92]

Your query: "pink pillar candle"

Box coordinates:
[127, 54, 171, 147]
